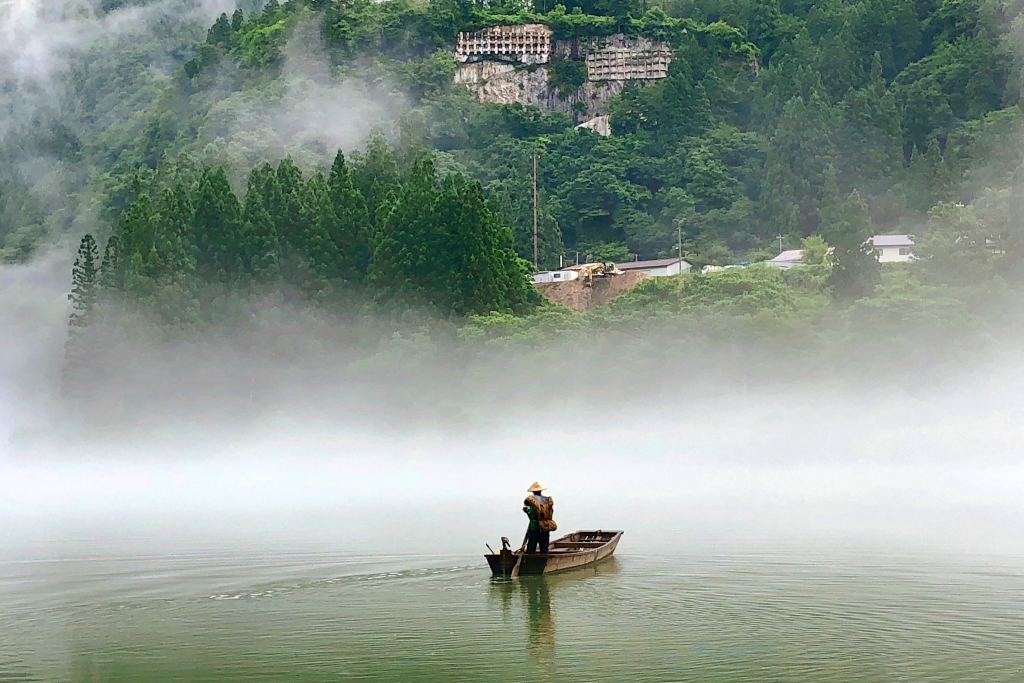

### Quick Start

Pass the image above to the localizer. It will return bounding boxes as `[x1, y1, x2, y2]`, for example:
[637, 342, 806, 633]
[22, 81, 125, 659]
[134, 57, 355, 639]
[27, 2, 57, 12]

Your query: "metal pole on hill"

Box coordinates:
[677, 224, 682, 268]
[533, 154, 539, 270]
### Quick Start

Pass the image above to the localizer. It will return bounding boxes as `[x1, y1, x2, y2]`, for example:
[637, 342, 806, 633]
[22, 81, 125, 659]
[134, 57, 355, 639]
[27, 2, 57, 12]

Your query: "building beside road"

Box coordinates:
[615, 257, 692, 277]
[869, 235, 914, 262]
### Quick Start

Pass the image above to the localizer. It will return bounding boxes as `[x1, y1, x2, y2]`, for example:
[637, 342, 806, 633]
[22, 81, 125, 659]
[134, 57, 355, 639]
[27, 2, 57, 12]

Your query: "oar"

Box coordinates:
[510, 528, 530, 578]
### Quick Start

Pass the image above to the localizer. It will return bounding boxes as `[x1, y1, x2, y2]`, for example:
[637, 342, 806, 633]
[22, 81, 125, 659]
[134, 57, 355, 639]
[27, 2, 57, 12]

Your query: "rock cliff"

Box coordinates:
[453, 29, 671, 125]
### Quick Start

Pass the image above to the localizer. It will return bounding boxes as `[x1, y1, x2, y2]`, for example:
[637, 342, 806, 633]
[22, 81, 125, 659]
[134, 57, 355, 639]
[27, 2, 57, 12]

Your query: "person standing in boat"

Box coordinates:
[523, 482, 557, 554]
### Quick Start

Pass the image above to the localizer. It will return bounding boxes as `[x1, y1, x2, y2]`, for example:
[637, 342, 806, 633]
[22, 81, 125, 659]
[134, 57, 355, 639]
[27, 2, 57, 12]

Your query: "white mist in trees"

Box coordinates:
[918, 190, 1024, 287]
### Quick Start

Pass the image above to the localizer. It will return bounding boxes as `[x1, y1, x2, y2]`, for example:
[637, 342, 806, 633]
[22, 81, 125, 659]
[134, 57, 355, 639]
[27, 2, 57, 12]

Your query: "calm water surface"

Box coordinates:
[2, 543, 1023, 682]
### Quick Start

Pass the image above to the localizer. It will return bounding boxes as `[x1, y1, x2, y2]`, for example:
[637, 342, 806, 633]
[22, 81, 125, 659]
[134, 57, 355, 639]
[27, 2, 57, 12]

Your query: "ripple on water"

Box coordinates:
[2, 549, 1023, 682]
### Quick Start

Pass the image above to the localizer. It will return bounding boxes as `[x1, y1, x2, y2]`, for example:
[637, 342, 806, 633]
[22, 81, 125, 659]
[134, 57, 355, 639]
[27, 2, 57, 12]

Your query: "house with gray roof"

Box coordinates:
[869, 235, 914, 262]
[616, 257, 692, 277]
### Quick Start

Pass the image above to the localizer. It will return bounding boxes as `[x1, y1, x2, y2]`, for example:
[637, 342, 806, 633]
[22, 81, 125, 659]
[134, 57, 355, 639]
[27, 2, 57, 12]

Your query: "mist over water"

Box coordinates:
[3, 208, 1023, 683]
[3, 257, 1024, 563]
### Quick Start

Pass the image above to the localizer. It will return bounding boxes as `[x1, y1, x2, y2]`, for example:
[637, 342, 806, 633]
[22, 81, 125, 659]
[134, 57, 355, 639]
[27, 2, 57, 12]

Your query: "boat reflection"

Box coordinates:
[489, 558, 621, 668]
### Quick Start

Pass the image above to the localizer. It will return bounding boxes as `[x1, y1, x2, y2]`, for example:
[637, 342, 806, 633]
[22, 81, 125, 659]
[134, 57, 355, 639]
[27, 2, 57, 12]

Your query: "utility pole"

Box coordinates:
[533, 154, 538, 270]
[677, 224, 682, 264]
[777, 234, 783, 254]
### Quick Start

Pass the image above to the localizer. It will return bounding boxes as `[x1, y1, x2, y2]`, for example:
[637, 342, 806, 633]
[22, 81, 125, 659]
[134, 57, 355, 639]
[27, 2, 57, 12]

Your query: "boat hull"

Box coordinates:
[486, 530, 622, 576]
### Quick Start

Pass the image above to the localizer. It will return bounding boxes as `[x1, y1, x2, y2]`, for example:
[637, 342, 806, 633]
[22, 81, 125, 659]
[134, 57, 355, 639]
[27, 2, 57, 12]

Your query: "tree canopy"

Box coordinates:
[0, 0, 1020, 324]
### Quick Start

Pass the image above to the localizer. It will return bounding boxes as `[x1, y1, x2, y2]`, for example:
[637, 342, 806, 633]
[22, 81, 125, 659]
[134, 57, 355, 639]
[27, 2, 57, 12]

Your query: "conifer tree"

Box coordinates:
[69, 234, 99, 328]
[432, 174, 533, 314]
[327, 150, 371, 280]
[154, 186, 196, 277]
[249, 162, 285, 227]
[192, 167, 243, 278]
[275, 157, 307, 253]
[368, 153, 532, 314]
[745, 0, 783, 66]
[907, 139, 955, 212]
[300, 172, 343, 278]
[840, 52, 904, 181]
[99, 235, 121, 291]
[240, 173, 280, 277]
[207, 13, 232, 47]
[120, 193, 156, 274]
[817, 163, 845, 245]
[368, 154, 440, 303]
[352, 136, 401, 229]
[763, 94, 841, 236]
[828, 190, 881, 302]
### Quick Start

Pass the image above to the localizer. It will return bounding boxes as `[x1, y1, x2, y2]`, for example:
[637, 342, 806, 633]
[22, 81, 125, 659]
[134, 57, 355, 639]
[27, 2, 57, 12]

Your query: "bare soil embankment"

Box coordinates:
[533, 272, 649, 312]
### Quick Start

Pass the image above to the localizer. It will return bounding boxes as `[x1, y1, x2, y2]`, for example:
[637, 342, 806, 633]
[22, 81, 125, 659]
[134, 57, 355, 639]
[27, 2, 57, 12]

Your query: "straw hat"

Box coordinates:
[527, 482, 547, 493]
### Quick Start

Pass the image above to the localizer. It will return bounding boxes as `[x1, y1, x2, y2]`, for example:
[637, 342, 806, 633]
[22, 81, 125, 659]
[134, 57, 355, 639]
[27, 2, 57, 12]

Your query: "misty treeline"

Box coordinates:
[2, 0, 1023, 365]
[68, 141, 535, 326]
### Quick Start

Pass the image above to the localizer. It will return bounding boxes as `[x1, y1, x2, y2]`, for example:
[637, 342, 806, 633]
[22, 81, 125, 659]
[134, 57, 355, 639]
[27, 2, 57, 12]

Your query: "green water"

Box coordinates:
[3, 546, 1023, 682]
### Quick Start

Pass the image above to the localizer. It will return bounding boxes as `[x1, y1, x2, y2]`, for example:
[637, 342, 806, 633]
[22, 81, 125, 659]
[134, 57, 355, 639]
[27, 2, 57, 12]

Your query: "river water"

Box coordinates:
[4, 260, 1024, 682]
[3, 529, 1024, 683]
[5, 388, 1024, 683]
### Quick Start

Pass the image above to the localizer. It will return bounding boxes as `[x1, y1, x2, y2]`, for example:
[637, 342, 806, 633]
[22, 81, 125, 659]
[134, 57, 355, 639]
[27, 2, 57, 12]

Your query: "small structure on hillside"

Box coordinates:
[452, 29, 671, 122]
[456, 24, 552, 64]
[533, 270, 580, 284]
[869, 234, 914, 262]
[765, 249, 804, 269]
[586, 47, 672, 80]
[616, 257, 691, 277]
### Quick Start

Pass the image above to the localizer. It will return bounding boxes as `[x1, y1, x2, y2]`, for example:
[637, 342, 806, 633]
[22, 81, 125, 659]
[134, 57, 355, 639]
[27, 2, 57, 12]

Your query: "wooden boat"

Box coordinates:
[486, 529, 623, 576]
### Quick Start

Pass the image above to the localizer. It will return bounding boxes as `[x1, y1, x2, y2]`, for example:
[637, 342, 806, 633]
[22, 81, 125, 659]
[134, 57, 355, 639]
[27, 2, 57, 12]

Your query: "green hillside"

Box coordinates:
[6, 0, 1024, 347]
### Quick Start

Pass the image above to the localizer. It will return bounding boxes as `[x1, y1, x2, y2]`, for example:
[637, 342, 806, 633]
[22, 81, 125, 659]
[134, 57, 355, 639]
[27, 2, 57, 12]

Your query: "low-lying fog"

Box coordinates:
[3, 255, 1024, 562]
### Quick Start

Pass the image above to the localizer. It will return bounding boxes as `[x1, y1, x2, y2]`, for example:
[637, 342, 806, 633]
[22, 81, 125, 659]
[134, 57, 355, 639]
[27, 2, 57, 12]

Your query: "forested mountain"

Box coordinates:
[6, 0, 1024, 329]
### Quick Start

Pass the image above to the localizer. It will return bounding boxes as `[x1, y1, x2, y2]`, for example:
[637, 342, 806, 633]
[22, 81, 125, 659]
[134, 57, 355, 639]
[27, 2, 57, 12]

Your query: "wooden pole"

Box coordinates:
[510, 527, 530, 578]
[533, 154, 539, 270]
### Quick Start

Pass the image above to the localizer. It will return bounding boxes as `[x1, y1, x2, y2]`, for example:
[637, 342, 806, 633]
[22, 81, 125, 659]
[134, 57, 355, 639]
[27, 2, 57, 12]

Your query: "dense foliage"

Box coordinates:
[4, 0, 1024, 334]
[69, 143, 535, 320]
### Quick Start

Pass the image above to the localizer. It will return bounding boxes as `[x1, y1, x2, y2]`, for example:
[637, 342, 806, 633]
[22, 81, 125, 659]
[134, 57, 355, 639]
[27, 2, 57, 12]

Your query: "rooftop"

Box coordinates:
[767, 249, 804, 263]
[616, 257, 691, 270]
[870, 234, 914, 247]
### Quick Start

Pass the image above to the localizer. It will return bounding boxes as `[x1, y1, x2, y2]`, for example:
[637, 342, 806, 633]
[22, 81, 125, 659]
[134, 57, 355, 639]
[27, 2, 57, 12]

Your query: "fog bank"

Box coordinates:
[3, 257, 1024, 561]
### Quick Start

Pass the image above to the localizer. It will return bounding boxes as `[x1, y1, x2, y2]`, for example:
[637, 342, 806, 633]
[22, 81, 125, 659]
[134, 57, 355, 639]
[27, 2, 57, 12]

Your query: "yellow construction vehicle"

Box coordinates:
[577, 260, 622, 284]
[575, 262, 623, 285]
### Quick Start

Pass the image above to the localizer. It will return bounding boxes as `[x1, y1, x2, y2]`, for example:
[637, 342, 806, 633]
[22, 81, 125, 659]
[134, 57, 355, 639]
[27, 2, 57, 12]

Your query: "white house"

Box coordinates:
[869, 234, 914, 262]
[616, 257, 692, 277]
[533, 269, 580, 284]
[765, 249, 804, 269]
